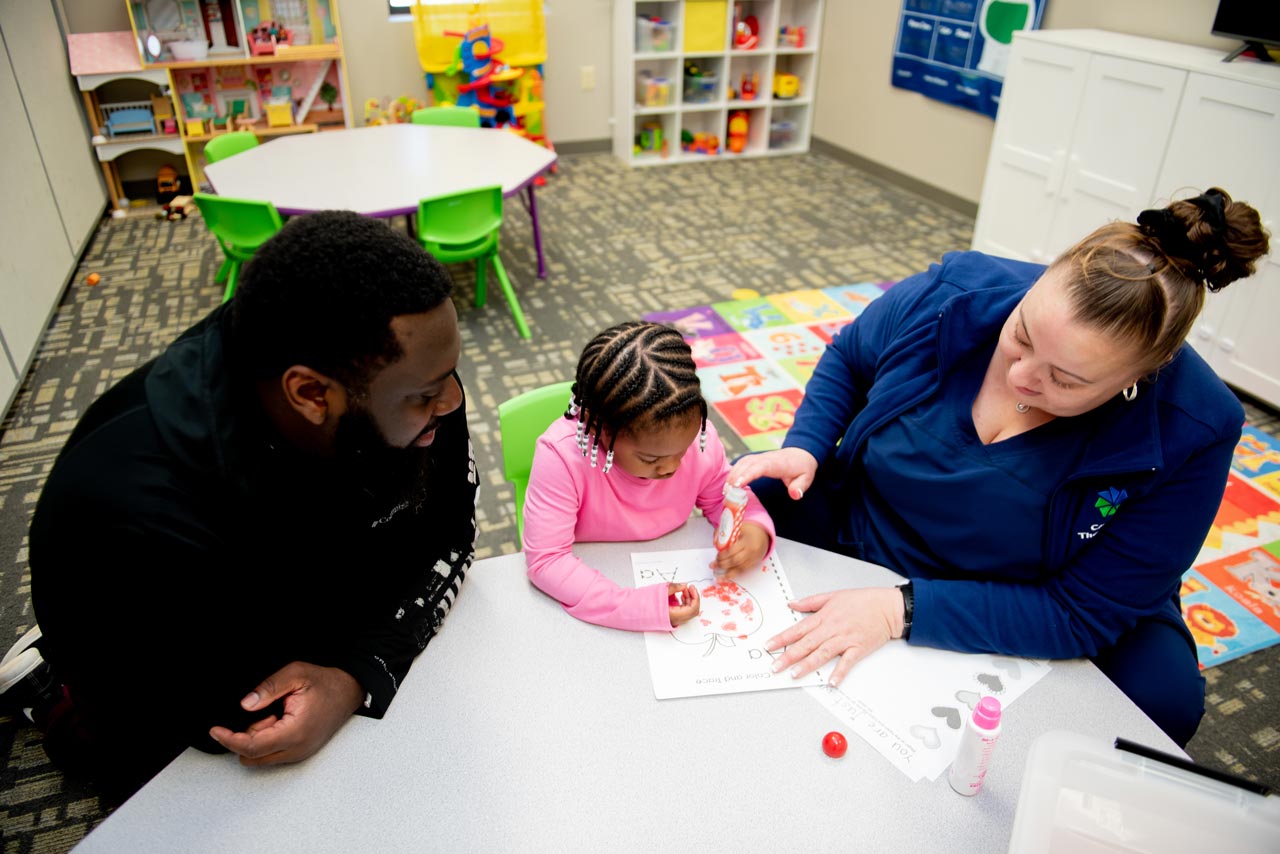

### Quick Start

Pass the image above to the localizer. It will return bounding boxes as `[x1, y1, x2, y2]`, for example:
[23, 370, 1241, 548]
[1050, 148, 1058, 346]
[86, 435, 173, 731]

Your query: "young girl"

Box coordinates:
[523, 321, 775, 631]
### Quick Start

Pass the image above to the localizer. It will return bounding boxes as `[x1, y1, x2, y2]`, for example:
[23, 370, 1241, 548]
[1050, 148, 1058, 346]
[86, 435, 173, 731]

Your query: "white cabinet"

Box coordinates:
[1158, 74, 1280, 405]
[973, 29, 1280, 407]
[613, 0, 824, 167]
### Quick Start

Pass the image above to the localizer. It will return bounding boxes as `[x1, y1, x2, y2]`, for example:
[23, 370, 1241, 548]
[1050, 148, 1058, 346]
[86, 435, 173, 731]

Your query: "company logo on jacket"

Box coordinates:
[1077, 487, 1128, 540]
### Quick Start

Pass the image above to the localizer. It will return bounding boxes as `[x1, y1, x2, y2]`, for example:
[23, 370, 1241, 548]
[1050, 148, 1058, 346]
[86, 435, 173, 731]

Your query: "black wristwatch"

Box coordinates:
[898, 581, 914, 640]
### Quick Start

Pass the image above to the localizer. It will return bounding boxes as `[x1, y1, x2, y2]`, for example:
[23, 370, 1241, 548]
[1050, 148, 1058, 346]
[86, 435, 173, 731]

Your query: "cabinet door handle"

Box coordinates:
[1195, 324, 1213, 341]
[1218, 338, 1235, 354]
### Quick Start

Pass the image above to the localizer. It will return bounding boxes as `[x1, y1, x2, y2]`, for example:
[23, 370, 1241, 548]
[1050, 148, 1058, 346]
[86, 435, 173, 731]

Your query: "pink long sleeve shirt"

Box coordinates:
[522, 417, 775, 632]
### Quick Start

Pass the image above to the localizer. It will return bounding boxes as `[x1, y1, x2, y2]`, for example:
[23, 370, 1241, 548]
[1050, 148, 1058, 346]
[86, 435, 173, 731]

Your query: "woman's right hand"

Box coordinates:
[726, 448, 818, 500]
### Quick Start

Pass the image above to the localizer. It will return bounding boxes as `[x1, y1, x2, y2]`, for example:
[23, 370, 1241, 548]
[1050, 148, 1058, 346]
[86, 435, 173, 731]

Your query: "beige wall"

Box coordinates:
[342, 0, 613, 143]
[64, 1, 615, 143]
[61, 1, 1238, 197]
[814, 0, 1239, 205]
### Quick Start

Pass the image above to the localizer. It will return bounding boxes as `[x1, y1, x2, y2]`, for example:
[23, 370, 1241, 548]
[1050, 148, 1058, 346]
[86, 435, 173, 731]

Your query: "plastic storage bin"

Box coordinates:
[683, 71, 719, 104]
[635, 71, 673, 107]
[769, 120, 796, 149]
[636, 17, 676, 53]
[1008, 731, 1280, 853]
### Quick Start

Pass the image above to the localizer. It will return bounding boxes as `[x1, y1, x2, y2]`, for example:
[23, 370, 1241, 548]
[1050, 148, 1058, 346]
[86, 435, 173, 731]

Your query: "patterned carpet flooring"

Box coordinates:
[0, 152, 1276, 850]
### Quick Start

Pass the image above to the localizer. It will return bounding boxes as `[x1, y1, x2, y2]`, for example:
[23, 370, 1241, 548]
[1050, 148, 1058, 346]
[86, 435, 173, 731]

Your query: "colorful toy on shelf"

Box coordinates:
[412, 1, 552, 154]
[727, 110, 748, 153]
[683, 61, 718, 104]
[250, 21, 293, 56]
[778, 25, 806, 48]
[635, 70, 672, 107]
[733, 4, 759, 50]
[636, 15, 675, 52]
[680, 129, 720, 156]
[740, 72, 758, 101]
[443, 24, 523, 128]
[365, 95, 424, 126]
[634, 121, 667, 156]
[773, 71, 801, 99]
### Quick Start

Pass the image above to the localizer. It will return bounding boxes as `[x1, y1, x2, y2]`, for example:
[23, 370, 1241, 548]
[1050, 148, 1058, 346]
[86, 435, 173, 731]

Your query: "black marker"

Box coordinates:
[1114, 737, 1273, 797]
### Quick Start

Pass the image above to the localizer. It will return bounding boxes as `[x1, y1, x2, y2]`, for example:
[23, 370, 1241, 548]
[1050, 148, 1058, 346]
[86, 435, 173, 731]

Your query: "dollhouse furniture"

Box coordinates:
[203, 124, 557, 278]
[101, 100, 158, 136]
[122, 0, 353, 189]
[69, 522, 1180, 852]
[68, 31, 185, 214]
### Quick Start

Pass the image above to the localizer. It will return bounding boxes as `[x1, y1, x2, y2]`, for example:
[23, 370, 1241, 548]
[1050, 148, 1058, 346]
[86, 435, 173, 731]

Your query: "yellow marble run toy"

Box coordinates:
[409, 0, 549, 149]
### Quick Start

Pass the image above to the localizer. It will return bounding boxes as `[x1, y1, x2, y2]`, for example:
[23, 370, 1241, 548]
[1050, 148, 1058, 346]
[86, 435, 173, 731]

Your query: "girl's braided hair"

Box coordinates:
[568, 321, 707, 459]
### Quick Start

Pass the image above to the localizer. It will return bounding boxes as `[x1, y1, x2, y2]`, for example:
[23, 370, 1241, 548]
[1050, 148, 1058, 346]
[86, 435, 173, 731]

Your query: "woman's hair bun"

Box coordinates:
[1138, 187, 1270, 292]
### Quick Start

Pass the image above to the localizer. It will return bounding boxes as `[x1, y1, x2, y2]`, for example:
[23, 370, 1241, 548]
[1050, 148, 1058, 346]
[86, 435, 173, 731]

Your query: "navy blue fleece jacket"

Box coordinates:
[783, 252, 1242, 658]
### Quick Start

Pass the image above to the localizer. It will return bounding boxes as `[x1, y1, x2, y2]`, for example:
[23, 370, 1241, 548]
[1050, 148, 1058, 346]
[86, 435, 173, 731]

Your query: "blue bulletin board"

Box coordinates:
[891, 0, 1046, 119]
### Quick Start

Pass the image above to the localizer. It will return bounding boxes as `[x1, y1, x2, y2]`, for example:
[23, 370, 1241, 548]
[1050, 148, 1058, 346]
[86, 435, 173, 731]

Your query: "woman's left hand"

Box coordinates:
[709, 522, 770, 579]
[766, 588, 905, 688]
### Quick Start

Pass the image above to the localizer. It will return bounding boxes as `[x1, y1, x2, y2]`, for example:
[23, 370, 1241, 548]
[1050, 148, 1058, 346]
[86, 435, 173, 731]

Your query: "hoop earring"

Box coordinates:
[603, 449, 613, 474]
[1122, 382, 1139, 402]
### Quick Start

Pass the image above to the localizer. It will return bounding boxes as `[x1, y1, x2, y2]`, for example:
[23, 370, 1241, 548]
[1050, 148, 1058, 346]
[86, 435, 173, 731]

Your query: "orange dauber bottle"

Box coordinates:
[714, 483, 750, 552]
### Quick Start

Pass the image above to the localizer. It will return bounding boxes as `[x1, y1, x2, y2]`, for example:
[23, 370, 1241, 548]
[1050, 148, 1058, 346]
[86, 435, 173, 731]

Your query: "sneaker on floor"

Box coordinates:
[0, 625, 61, 722]
[1, 624, 41, 668]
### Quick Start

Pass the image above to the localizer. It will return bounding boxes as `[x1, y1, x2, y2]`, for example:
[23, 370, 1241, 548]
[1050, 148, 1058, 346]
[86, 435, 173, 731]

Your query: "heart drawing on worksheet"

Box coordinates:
[931, 706, 962, 730]
[991, 656, 1022, 679]
[909, 724, 941, 749]
[956, 690, 980, 710]
[976, 673, 1004, 693]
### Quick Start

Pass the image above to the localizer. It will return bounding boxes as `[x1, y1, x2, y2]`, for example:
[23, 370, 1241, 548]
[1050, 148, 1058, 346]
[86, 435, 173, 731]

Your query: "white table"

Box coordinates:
[75, 522, 1177, 853]
[203, 124, 558, 277]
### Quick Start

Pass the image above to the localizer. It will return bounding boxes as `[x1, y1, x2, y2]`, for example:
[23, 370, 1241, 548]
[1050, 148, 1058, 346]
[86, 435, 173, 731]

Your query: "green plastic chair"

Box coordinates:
[417, 185, 531, 339]
[193, 193, 284, 302]
[204, 131, 259, 165]
[411, 106, 481, 128]
[498, 380, 574, 539]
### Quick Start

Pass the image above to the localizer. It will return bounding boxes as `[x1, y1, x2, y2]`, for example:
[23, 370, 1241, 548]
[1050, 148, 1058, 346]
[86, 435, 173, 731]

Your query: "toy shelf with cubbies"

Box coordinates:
[615, 0, 822, 166]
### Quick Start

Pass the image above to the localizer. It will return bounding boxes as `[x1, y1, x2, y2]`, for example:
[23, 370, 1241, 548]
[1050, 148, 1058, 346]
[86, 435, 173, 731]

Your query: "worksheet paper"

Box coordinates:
[806, 645, 1050, 782]
[632, 548, 826, 699]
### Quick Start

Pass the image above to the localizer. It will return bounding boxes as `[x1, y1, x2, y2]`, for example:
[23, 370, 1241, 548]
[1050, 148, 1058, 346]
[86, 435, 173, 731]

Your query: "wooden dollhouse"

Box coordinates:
[121, 0, 352, 187]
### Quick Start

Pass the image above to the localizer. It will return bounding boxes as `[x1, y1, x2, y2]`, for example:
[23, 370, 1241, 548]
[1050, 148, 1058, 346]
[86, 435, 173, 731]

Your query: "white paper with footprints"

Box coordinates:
[806, 644, 1050, 781]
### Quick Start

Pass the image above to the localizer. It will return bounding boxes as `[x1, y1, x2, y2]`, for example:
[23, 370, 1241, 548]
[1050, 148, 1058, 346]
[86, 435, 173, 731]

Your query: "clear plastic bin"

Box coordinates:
[1008, 731, 1280, 853]
[769, 120, 796, 149]
[635, 71, 673, 107]
[636, 17, 676, 53]
[683, 72, 719, 104]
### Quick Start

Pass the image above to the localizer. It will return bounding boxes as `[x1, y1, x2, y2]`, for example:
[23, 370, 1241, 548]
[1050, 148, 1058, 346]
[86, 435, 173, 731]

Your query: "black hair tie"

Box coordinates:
[1189, 188, 1227, 233]
[1137, 207, 1206, 282]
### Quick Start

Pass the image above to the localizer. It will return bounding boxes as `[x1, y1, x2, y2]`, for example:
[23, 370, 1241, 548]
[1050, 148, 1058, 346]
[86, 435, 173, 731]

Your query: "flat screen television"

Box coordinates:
[1212, 0, 1280, 62]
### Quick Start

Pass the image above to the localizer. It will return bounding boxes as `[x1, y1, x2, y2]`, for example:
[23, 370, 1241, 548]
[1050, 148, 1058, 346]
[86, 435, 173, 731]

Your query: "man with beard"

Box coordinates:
[10, 211, 477, 799]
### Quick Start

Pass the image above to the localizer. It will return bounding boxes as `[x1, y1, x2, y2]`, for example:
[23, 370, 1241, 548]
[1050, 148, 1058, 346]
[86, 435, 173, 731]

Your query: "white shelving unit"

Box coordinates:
[613, 0, 824, 167]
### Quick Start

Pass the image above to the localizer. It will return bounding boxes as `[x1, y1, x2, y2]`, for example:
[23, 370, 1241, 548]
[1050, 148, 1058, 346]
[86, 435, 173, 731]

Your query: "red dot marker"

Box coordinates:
[822, 731, 848, 759]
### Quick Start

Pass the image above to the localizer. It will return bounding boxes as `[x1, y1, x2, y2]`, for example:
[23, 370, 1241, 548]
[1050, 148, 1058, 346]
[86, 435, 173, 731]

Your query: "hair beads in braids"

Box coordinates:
[567, 321, 708, 468]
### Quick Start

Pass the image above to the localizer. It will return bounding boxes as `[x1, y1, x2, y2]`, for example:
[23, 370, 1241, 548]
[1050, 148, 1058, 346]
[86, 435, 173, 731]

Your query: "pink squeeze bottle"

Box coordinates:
[714, 484, 749, 552]
[948, 696, 1002, 796]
